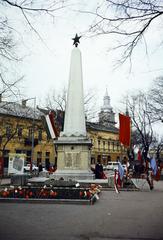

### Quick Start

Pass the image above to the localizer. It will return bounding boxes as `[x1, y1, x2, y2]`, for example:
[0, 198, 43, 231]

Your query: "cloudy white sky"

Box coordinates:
[3, 1, 163, 132]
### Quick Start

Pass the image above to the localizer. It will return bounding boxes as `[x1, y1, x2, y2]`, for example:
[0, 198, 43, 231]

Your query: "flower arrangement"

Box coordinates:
[0, 184, 101, 201]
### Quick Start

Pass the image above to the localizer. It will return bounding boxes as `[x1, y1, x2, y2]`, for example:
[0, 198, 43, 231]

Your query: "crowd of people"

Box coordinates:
[92, 153, 162, 193]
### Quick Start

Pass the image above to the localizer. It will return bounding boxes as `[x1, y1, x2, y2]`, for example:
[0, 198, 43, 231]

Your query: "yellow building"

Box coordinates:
[0, 92, 127, 174]
[87, 122, 126, 165]
[87, 89, 127, 165]
[0, 100, 55, 174]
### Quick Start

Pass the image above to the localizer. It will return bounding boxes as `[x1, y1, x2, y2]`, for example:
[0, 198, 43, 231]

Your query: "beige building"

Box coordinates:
[0, 91, 127, 174]
[87, 122, 125, 165]
[87, 90, 126, 165]
[0, 100, 55, 174]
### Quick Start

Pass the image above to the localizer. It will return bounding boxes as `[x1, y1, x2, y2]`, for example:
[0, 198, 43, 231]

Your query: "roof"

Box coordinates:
[86, 121, 119, 134]
[0, 101, 42, 120]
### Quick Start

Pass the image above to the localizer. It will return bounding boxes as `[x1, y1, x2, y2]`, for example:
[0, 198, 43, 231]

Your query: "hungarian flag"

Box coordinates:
[42, 111, 59, 139]
[119, 113, 131, 147]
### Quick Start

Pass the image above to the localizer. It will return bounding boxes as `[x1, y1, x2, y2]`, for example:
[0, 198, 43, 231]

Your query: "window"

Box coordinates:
[103, 141, 105, 151]
[116, 142, 119, 151]
[45, 151, 50, 170]
[18, 127, 22, 138]
[16, 150, 22, 154]
[108, 141, 110, 151]
[26, 150, 31, 164]
[98, 140, 100, 150]
[4, 150, 10, 168]
[6, 125, 11, 139]
[37, 151, 42, 166]
[28, 128, 33, 139]
[113, 142, 115, 151]
[38, 129, 42, 141]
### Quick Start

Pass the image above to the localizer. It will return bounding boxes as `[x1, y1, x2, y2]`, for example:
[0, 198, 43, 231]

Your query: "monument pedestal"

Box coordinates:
[52, 137, 95, 181]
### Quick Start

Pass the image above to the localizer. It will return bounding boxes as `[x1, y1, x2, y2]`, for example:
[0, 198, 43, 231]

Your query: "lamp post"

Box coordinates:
[23, 97, 36, 173]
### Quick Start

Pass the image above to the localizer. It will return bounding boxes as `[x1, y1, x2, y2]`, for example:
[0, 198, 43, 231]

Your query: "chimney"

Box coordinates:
[22, 99, 27, 108]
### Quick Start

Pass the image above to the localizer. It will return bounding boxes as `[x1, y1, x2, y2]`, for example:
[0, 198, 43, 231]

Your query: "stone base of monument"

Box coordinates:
[51, 169, 95, 181]
[0, 179, 101, 205]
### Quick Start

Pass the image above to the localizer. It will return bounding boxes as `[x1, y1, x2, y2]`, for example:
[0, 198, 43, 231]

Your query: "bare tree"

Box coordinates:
[43, 88, 99, 122]
[87, 0, 163, 64]
[126, 91, 154, 160]
[1, 0, 70, 40]
[0, 15, 23, 99]
[148, 76, 163, 122]
[45, 88, 67, 112]
[150, 135, 163, 162]
[0, 0, 70, 99]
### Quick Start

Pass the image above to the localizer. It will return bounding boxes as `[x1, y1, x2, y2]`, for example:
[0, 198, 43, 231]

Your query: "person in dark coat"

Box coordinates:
[95, 160, 103, 179]
[38, 162, 43, 172]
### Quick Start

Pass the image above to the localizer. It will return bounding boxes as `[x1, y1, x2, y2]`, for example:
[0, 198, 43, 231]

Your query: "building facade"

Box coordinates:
[0, 101, 55, 174]
[87, 122, 126, 165]
[87, 89, 126, 165]
[0, 91, 127, 174]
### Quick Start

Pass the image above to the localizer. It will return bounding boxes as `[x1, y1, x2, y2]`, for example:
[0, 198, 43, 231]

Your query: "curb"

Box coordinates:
[0, 196, 97, 205]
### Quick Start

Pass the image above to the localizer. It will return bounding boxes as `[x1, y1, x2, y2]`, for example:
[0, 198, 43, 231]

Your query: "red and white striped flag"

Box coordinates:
[42, 111, 59, 139]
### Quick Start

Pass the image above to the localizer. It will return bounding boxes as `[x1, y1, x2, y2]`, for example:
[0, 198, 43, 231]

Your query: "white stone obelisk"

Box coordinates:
[62, 47, 86, 137]
[53, 35, 94, 180]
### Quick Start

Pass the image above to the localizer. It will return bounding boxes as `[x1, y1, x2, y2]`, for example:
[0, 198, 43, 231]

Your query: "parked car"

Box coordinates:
[105, 162, 128, 172]
[24, 164, 38, 172]
[106, 162, 119, 171]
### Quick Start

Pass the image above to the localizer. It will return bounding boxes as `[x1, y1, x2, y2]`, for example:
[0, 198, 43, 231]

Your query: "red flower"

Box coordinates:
[79, 191, 83, 197]
[87, 191, 91, 198]
[29, 191, 33, 197]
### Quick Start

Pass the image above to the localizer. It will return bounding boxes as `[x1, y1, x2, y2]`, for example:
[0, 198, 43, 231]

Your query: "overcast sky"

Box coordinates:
[3, 1, 163, 133]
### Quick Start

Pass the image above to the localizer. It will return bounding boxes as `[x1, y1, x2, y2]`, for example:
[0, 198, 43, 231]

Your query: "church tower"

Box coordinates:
[99, 89, 116, 127]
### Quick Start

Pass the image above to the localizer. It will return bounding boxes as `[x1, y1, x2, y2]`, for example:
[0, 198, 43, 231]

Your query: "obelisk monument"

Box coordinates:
[53, 34, 94, 180]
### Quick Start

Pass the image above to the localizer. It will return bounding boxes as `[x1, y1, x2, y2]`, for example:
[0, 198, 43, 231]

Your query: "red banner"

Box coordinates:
[119, 113, 131, 147]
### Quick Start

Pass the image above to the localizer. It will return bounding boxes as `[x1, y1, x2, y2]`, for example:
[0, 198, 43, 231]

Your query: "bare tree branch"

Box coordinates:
[85, 0, 163, 64]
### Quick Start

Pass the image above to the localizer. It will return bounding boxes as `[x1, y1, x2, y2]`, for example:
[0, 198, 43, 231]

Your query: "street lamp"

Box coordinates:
[23, 97, 36, 173]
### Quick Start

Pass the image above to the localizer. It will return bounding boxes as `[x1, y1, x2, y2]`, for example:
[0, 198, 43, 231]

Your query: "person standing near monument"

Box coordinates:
[38, 162, 43, 172]
[95, 160, 104, 179]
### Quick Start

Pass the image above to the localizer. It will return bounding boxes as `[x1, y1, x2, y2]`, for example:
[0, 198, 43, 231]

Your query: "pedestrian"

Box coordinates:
[114, 169, 120, 193]
[38, 162, 43, 172]
[95, 160, 103, 179]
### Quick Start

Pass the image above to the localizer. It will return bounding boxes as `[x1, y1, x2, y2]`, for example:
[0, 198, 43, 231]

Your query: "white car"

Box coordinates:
[106, 162, 119, 171]
[24, 164, 38, 172]
[106, 162, 128, 172]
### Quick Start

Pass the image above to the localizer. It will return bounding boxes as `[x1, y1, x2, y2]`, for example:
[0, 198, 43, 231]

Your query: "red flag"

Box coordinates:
[119, 113, 131, 147]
